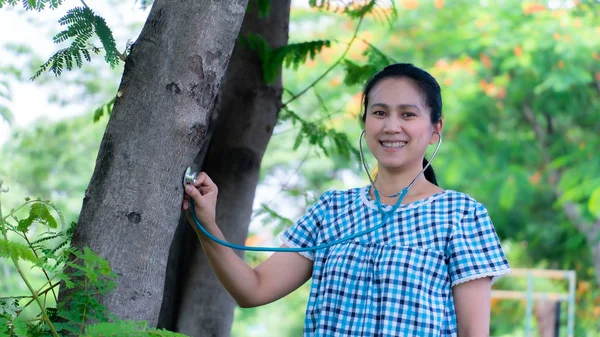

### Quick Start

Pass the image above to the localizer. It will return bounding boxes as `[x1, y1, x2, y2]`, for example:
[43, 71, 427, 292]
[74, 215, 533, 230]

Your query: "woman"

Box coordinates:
[183, 63, 511, 336]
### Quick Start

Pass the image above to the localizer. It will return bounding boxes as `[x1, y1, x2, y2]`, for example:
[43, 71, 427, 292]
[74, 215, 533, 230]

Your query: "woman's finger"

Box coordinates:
[194, 172, 215, 188]
[184, 183, 202, 202]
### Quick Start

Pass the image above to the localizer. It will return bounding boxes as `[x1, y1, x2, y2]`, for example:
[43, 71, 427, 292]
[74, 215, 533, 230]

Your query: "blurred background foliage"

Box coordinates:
[1, 0, 599, 336]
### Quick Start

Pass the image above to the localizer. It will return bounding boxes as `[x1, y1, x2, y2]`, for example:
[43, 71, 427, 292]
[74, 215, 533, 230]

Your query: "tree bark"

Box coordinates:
[157, 1, 291, 335]
[64, 0, 248, 326]
[534, 299, 558, 337]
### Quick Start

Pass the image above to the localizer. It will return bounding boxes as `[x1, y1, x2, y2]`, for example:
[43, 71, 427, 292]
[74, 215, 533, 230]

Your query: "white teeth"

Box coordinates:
[381, 141, 407, 148]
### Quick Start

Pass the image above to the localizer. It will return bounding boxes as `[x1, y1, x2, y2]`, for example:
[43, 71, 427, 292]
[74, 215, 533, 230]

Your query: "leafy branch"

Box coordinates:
[243, 34, 332, 84]
[281, 107, 358, 161]
[309, 0, 397, 26]
[0, 180, 60, 337]
[283, 7, 366, 106]
[32, 3, 123, 79]
[0, 0, 65, 11]
[0, 180, 190, 336]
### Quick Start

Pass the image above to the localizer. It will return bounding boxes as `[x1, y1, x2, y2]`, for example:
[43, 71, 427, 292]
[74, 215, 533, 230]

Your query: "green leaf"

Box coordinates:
[243, 34, 332, 83]
[33, 6, 120, 79]
[342, 59, 376, 86]
[94, 14, 121, 68]
[499, 176, 517, 210]
[3, 0, 66, 11]
[0, 239, 38, 263]
[0, 0, 19, 8]
[93, 97, 116, 122]
[589, 186, 600, 218]
[257, 0, 270, 18]
[17, 202, 58, 232]
[11, 317, 28, 337]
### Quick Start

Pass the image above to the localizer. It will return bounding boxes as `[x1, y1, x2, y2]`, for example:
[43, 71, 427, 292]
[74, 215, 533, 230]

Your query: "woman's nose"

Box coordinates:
[383, 116, 403, 132]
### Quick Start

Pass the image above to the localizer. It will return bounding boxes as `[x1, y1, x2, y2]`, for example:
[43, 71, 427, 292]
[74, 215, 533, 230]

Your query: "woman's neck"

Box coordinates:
[370, 165, 442, 205]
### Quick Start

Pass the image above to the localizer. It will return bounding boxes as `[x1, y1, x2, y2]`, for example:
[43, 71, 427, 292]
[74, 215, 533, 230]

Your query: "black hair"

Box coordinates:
[361, 63, 442, 185]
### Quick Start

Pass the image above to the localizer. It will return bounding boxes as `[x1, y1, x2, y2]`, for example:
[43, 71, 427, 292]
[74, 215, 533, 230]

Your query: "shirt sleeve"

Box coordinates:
[278, 190, 333, 261]
[447, 202, 511, 287]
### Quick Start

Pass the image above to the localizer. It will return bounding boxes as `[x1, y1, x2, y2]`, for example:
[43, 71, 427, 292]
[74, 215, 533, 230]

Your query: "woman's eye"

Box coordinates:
[402, 112, 416, 117]
[372, 110, 386, 116]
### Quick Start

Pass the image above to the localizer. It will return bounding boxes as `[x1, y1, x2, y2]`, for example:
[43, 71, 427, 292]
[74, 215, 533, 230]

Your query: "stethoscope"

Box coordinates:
[184, 130, 442, 252]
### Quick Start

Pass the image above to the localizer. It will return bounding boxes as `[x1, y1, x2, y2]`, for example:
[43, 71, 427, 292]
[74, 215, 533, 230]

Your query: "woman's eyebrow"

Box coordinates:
[370, 103, 421, 111]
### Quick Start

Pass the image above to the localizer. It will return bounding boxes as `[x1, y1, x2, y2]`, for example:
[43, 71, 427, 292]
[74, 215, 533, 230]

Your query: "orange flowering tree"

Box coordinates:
[275, 0, 600, 333]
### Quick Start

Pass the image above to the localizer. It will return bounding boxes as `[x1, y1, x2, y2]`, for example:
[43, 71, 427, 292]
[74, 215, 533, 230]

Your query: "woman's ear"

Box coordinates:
[429, 119, 444, 145]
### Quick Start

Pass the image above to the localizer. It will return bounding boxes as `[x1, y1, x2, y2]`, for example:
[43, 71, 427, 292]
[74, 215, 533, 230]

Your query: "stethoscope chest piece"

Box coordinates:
[183, 167, 198, 188]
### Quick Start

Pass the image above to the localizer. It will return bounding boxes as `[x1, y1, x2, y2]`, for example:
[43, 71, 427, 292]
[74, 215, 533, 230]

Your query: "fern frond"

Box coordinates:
[0, 239, 39, 263]
[280, 40, 331, 70]
[32, 46, 100, 79]
[19, 0, 64, 11]
[284, 108, 358, 160]
[30, 232, 63, 245]
[34, 6, 122, 79]
[53, 21, 94, 45]
[244, 34, 332, 84]
[342, 59, 376, 86]
[93, 15, 121, 67]
[17, 202, 58, 233]
[58, 6, 94, 26]
[363, 41, 393, 66]
[0, 0, 19, 9]
[342, 43, 393, 86]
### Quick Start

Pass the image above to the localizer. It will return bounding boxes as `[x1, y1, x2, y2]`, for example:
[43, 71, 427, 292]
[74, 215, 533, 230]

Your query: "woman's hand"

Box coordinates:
[182, 172, 218, 229]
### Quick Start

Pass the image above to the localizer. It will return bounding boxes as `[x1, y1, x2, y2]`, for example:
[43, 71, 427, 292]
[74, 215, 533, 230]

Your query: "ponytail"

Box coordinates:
[423, 158, 438, 186]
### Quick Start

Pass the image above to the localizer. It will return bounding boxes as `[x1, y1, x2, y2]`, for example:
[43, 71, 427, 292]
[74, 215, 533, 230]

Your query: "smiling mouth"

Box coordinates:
[380, 141, 407, 148]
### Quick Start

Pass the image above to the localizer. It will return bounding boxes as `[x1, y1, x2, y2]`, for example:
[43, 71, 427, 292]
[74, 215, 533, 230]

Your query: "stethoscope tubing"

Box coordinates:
[189, 188, 407, 252]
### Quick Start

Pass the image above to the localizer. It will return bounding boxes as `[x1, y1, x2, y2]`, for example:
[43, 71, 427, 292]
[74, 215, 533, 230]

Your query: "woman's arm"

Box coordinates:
[183, 172, 313, 308]
[452, 277, 492, 337]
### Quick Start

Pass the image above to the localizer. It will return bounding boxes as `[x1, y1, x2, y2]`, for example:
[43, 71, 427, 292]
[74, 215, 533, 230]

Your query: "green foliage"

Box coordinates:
[18, 202, 60, 233]
[93, 96, 116, 122]
[83, 320, 188, 336]
[0, 0, 64, 10]
[135, 0, 153, 10]
[309, 0, 396, 25]
[0, 182, 189, 336]
[243, 33, 331, 83]
[33, 6, 121, 79]
[0, 79, 13, 125]
[282, 108, 358, 160]
[255, 204, 293, 234]
[0, 239, 38, 263]
[256, 0, 270, 18]
[0, 113, 108, 224]
[590, 187, 600, 218]
[342, 42, 393, 86]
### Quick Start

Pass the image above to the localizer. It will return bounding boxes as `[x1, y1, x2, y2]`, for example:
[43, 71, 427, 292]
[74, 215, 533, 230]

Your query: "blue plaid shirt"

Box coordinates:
[280, 186, 511, 337]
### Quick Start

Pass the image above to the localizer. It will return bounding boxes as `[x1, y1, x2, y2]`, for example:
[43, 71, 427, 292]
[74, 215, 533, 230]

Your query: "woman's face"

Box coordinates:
[364, 77, 442, 173]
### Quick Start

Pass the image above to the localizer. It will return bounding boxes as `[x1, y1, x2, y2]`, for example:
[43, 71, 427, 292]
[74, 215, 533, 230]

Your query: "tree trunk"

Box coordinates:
[157, 1, 291, 335]
[64, 0, 248, 326]
[535, 299, 558, 337]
